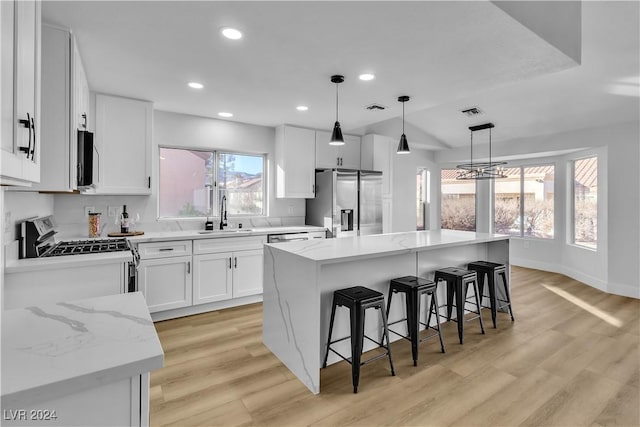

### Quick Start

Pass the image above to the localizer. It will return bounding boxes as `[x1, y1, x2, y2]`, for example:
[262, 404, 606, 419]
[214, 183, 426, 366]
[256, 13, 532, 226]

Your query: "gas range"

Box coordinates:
[41, 238, 131, 257]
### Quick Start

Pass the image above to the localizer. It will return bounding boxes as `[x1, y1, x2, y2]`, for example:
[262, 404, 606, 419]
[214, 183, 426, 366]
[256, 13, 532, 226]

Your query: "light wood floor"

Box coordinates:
[149, 267, 640, 426]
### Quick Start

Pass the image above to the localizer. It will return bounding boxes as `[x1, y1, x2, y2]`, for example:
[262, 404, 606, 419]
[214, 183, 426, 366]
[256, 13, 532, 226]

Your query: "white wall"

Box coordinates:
[391, 147, 438, 232]
[2, 190, 54, 242]
[436, 121, 639, 298]
[51, 109, 305, 237]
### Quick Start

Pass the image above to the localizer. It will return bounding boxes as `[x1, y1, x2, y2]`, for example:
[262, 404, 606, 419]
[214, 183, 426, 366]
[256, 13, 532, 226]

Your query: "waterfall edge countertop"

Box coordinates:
[1, 292, 164, 409]
[265, 229, 510, 264]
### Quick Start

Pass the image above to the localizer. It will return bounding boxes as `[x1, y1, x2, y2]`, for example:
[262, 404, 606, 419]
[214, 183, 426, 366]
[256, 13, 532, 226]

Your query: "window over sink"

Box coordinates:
[158, 147, 265, 218]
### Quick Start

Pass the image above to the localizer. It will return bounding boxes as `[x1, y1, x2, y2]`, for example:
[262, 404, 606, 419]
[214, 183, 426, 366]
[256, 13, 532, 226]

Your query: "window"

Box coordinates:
[441, 169, 476, 231]
[573, 156, 597, 248]
[416, 168, 430, 231]
[494, 164, 554, 238]
[159, 147, 265, 218]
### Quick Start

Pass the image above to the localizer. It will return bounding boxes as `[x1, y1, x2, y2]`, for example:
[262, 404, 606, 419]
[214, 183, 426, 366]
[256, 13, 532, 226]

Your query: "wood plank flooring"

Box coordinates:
[149, 267, 640, 426]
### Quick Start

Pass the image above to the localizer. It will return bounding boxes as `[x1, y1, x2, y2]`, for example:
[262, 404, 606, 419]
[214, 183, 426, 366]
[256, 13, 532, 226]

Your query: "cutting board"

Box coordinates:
[107, 231, 145, 237]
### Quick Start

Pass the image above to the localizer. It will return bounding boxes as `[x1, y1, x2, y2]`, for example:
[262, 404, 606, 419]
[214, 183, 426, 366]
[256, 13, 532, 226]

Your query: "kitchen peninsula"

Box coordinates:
[263, 229, 510, 394]
[1, 292, 163, 427]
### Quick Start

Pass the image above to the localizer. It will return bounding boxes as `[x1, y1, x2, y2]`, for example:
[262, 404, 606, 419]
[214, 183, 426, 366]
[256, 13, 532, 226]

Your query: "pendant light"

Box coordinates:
[329, 75, 345, 146]
[397, 96, 410, 154]
[456, 123, 507, 180]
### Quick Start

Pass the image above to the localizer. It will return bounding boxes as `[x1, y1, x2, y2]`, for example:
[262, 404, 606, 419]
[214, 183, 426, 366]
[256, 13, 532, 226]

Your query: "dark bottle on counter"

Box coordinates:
[120, 205, 130, 233]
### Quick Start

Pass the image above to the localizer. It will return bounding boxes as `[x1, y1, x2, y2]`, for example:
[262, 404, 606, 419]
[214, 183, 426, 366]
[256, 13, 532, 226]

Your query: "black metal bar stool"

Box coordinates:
[467, 261, 515, 328]
[322, 286, 395, 393]
[433, 267, 485, 344]
[386, 276, 445, 366]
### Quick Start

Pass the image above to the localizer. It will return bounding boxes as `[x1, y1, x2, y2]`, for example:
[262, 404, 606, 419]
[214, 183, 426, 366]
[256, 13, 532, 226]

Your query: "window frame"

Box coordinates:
[569, 154, 598, 250]
[493, 161, 556, 240]
[440, 167, 477, 232]
[157, 146, 267, 220]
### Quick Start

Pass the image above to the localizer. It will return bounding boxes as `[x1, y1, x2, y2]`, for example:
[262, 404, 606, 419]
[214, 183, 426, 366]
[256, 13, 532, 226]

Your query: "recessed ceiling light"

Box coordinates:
[359, 73, 375, 81]
[218, 112, 233, 118]
[188, 82, 203, 89]
[221, 28, 242, 40]
[296, 106, 309, 111]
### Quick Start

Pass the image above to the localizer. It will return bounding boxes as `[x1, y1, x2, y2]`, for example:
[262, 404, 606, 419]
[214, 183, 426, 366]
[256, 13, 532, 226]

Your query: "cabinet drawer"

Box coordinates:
[193, 236, 266, 255]
[137, 240, 192, 259]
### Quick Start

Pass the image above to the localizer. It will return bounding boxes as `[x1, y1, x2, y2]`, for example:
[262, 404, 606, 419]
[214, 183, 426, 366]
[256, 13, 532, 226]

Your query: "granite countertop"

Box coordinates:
[1, 292, 164, 409]
[265, 229, 510, 264]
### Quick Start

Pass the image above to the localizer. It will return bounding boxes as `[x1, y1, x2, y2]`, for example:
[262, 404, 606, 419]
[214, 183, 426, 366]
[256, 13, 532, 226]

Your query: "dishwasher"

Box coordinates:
[267, 230, 326, 243]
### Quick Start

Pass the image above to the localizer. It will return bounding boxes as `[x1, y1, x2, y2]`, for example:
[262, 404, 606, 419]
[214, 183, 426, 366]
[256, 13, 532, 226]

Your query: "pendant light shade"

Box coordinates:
[456, 123, 507, 180]
[397, 96, 410, 154]
[329, 75, 345, 146]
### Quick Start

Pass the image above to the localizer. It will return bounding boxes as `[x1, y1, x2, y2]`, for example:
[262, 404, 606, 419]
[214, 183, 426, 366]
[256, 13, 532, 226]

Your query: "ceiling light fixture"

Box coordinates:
[329, 75, 345, 146]
[397, 96, 410, 154]
[218, 112, 233, 118]
[359, 73, 375, 81]
[456, 123, 507, 180]
[296, 105, 309, 111]
[221, 28, 242, 40]
[188, 82, 203, 89]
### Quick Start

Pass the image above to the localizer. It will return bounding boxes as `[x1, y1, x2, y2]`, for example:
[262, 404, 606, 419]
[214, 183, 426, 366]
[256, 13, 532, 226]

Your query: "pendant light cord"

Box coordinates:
[402, 101, 405, 134]
[489, 127, 492, 167]
[470, 130, 474, 169]
[335, 83, 339, 122]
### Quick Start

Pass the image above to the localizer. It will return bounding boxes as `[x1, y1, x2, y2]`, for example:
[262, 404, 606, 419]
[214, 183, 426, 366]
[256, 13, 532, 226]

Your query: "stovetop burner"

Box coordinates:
[41, 238, 131, 257]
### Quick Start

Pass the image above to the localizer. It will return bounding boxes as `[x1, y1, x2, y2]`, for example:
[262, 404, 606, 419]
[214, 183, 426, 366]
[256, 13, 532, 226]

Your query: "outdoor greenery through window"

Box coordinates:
[441, 169, 476, 231]
[573, 156, 598, 248]
[494, 165, 554, 238]
[159, 147, 265, 218]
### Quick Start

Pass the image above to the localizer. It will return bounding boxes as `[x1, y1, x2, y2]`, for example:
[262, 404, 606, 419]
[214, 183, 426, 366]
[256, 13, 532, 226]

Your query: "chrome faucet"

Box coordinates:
[219, 195, 228, 230]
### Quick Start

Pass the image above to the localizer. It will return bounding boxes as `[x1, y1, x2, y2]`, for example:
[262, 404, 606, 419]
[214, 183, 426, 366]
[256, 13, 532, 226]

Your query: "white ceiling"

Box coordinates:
[42, 1, 639, 149]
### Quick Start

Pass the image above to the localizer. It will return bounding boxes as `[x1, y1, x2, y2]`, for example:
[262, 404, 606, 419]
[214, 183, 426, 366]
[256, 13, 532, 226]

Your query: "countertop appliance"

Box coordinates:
[267, 230, 326, 243]
[305, 169, 382, 238]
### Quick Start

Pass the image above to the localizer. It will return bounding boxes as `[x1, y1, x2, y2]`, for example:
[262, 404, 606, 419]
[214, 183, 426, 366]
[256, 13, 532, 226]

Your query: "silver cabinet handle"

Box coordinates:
[234, 257, 238, 268]
[187, 261, 191, 274]
[229, 257, 232, 269]
[159, 247, 174, 252]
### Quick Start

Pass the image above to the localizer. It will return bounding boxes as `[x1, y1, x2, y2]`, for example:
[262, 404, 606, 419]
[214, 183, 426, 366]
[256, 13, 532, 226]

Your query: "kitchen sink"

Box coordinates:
[197, 229, 253, 234]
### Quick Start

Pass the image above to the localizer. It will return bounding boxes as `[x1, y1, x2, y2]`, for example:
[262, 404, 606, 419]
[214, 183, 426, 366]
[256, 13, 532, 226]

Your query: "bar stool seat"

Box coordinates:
[322, 286, 395, 393]
[434, 267, 485, 344]
[467, 261, 514, 328]
[386, 276, 445, 366]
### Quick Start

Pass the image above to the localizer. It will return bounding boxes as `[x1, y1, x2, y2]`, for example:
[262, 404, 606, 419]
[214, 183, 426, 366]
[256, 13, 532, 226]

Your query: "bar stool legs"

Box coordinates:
[323, 286, 395, 393]
[468, 261, 515, 328]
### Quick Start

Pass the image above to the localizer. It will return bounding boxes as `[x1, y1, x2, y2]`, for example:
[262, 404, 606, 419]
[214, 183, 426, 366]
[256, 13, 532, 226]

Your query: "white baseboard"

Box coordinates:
[151, 294, 263, 322]
[511, 257, 639, 299]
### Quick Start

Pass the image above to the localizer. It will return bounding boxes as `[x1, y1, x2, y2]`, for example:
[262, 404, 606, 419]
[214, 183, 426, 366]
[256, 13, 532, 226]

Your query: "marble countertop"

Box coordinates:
[265, 229, 509, 264]
[127, 225, 327, 244]
[1, 292, 164, 408]
[5, 250, 133, 274]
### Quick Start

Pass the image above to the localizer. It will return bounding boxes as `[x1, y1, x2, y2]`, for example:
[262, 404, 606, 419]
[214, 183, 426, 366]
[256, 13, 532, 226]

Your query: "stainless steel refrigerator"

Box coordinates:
[305, 169, 383, 238]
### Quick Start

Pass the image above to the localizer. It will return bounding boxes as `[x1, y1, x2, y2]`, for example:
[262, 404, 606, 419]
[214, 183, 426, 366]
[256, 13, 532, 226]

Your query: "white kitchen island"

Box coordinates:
[263, 229, 509, 394]
[1, 292, 164, 426]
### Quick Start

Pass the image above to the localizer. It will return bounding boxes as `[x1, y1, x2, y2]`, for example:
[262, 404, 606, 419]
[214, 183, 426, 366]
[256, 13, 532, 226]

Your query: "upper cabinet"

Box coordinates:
[275, 125, 315, 198]
[315, 131, 361, 169]
[361, 134, 393, 196]
[92, 93, 152, 195]
[27, 24, 89, 192]
[1, 0, 41, 186]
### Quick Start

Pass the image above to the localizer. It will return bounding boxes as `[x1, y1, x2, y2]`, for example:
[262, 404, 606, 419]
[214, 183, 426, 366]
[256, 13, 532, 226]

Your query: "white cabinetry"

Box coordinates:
[275, 125, 315, 198]
[137, 241, 192, 313]
[1, 0, 41, 186]
[315, 131, 361, 169]
[93, 94, 152, 194]
[27, 25, 89, 192]
[192, 236, 265, 304]
[361, 134, 394, 233]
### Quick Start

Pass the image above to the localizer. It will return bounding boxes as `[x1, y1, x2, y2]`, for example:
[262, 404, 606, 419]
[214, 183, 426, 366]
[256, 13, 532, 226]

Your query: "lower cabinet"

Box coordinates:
[192, 252, 232, 304]
[137, 236, 264, 315]
[137, 255, 192, 313]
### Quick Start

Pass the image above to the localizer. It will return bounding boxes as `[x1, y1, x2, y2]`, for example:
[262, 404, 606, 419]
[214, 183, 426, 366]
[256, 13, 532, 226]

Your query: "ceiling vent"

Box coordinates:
[365, 103, 387, 111]
[460, 106, 483, 117]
